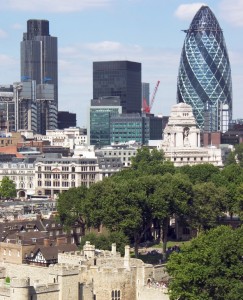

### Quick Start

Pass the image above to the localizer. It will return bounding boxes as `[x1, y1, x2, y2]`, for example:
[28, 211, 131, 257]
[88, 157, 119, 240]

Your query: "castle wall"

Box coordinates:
[3, 263, 49, 285]
[137, 285, 169, 300]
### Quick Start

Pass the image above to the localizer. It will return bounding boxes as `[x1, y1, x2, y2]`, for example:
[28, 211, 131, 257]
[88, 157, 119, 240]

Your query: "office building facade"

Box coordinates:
[88, 97, 122, 147]
[93, 61, 142, 114]
[110, 113, 162, 145]
[58, 111, 77, 129]
[21, 19, 58, 134]
[142, 82, 150, 111]
[177, 6, 232, 132]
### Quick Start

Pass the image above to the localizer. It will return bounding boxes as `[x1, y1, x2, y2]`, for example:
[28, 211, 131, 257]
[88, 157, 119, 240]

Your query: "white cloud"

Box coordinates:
[11, 23, 23, 30]
[174, 3, 206, 21]
[220, 0, 243, 27]
[0, 54, 15, 65]
[85, 41, 124, 52]
[0, 29, 7, 38]
[1, 0, 112, 13]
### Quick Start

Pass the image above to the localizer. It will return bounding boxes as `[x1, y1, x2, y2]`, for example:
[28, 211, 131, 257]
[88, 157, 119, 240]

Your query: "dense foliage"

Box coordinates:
[57, 146, 243, 257]
[0, 176, 16, 199]
[167, 226, 243, 300]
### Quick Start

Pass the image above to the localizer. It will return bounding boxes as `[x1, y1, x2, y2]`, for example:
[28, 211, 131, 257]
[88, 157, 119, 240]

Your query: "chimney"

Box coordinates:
[43, 238, 50, 247]
[56, 237, 66, 246]
[111, 243, 116, 256]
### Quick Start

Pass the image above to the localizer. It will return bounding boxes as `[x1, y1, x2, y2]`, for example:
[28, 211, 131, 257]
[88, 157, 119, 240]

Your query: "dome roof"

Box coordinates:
[188, 5, 222, 32]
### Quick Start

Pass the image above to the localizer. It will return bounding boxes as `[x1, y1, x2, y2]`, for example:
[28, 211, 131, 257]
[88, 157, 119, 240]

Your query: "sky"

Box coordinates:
[0, 0, 243, 127]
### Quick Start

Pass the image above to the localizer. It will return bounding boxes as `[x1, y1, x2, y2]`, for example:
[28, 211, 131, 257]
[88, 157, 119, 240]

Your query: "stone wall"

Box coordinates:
[138, 285, 169, 300]
[3, 263, 50, 285]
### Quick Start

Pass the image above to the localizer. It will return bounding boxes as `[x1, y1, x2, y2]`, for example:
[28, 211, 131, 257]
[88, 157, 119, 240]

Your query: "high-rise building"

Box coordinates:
[88, 96, 122, 147]
[110, 113, 162, 145]
[58, 111, 77, 129]
[142, 82, 150, 111]
[93, 61, 142, 114]
[21, 19, 58, 134]
[177, 6, 232, 133]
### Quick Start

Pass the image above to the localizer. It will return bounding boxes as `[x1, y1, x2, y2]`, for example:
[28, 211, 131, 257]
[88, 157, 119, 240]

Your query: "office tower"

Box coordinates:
[0, 85, 15, 131]
[21, 19, 58, 134]
[58, 111, 77, 129]
[14, 81, 38, 132]
[88, 96, 122, 147]
[177, 6, 232, 132]
[93, 61, 142, 114]
[142, 82, 150, 111]
[110, 113, 162, 145]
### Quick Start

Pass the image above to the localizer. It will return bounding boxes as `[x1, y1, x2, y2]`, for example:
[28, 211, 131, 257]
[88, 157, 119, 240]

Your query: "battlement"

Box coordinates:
[34, 282, 59, 294]
[10, 277, 30, 288]
[49, 263, 79, 276]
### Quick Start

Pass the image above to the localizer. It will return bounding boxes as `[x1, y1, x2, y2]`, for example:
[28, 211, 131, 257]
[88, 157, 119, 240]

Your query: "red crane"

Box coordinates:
[142, 80, 160, 113]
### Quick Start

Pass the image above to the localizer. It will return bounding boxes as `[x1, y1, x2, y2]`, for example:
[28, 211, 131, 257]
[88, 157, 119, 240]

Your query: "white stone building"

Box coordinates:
[159, 103, 223, 167]
[0, 160, 35, 198]
[96, 143, 139, 167]
[35, 127, 87, 149]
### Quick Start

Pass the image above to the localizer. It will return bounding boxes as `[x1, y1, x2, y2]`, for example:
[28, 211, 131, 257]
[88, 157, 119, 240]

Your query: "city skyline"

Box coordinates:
[0, 0, 243, 127]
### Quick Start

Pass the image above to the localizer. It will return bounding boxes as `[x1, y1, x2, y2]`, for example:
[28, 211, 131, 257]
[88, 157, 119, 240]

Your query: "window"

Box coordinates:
[111, 290, 120, 300]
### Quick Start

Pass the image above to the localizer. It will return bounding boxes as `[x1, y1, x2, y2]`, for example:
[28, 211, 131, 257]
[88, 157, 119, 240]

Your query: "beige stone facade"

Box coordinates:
[159, 103, 223, 167]
[0, 242, 170, 300]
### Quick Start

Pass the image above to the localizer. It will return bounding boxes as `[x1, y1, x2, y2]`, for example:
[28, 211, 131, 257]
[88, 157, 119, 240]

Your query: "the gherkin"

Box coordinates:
[177, 6, 232, 132]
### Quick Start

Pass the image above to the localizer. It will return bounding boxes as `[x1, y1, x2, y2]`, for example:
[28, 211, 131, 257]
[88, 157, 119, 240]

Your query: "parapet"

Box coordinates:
[49, 263, 79, 276]
[10, 277, 30, 288]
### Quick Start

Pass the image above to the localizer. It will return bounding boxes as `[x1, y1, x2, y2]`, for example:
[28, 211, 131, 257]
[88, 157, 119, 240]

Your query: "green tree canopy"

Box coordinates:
[57, 185, 88, 229]
[0, 176, 16, 199]
[80, 231, 129, 255]
[190, 182, 227, 232]
[177, 163, 220, 184]
[167, 226, 243, 300]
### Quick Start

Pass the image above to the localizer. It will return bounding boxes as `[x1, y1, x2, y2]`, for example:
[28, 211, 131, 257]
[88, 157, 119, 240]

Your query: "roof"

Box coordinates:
[29, 243, 78, 261]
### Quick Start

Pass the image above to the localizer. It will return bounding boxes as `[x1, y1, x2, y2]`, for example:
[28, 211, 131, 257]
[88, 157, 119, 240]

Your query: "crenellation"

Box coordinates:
[0, 243, 169, 300]
[10, 277, 30, 288]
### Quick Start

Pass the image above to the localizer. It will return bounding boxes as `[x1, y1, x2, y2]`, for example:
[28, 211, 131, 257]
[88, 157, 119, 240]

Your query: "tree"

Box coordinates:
[86, 175, 160, 257]
[57, 185, 88, 240]
[234, 143, 243, 167]
[80, 231, 129, 255]
[178, 163, 220, 184]
[190, 182, 227, 233]
[167, 226, 243, 300]
[131, 146, 175, 176]
[0, 176, 16, 199]
[152, 173, 193, 255]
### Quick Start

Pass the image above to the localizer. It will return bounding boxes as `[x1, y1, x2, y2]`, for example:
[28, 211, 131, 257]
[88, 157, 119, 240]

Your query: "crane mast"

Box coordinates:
[142, 80, 160, 113]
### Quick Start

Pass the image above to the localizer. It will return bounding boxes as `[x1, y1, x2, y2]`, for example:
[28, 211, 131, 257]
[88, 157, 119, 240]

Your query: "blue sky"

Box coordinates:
[0, 0, 243, 127]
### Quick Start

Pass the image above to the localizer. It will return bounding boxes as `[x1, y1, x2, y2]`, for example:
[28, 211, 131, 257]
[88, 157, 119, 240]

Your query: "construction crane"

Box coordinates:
[142, 80, 160, 113]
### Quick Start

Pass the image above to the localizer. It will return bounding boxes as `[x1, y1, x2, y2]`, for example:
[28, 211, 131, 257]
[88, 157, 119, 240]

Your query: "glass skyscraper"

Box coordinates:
[177, 6, 232, 132]
[21, 19, 58, 134]
[93, 61, 142, 114]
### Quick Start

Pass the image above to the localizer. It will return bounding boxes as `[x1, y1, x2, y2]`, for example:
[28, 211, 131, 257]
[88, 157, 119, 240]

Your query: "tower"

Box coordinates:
[93, 61, 142, 114]
[21, 19, 58, 134]
[177, 6, 232, 133]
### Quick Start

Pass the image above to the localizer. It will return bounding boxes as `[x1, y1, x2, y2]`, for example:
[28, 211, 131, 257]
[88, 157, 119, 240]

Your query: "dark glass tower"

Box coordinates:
[21, 19, 58, 134]
[177, 6, 232, 132]
[93, 61, 142, 114]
